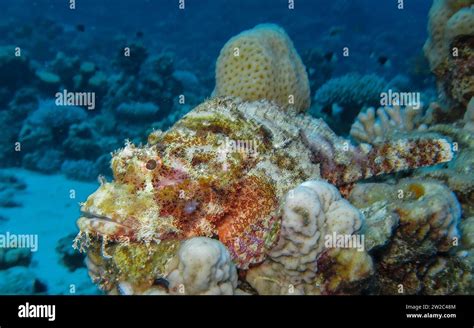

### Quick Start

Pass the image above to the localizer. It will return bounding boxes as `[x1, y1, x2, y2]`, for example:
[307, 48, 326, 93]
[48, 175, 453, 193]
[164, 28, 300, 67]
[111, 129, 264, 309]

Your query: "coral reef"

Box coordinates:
[350, 105, 427, 144]
[0, 87, 38, 167]
[60, 160, 101, 182]
[22, 149, 63, 174]
[56, 234, 86, 272]
[18, 100, 89, 174]
[0, 172, 26, 207]
[62, 121, 104, 160]
[104, 51, 184, 118]
[349, 179, 472, 294]
[116, 102, 160, 121]
[0, 248, 32, 270]
[0, 267, 40, 295]
[0, 12, 461, 295]
[311, 73, 390, 133]
[75, 94, 455, 294]
[164, 237, 238, 295]
[113, 43, 148, 75]
[424, 0, 474, 107]
[27, 100, 87, 128]
[415, 106, 474, 217]
[0, 46, 34, 104]
[420, 147, 474, 217]
[313, 73, 388, 113]
[447, 35, 474, 107]
[0, 37, 203, 181]
[459, 216, 474, 267]
[424, 0, 473, 72]
[464, 97, 474, 131]
[213, 24, 310, 113]
[300, 48, 335, 95]
[246, 180, 373, 295]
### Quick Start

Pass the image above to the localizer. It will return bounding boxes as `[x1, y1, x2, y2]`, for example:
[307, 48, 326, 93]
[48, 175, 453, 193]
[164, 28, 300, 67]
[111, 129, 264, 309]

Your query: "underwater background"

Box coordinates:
[0, 0, 472, 295]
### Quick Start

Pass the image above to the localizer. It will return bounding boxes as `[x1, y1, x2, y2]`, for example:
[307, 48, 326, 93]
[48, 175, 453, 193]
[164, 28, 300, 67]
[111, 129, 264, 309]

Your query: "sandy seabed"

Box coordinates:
[0, 168, 101, 295]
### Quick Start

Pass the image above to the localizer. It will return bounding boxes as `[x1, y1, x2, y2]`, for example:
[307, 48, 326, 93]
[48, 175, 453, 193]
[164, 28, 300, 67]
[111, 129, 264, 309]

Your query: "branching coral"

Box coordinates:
[311, 73, 389, 126]
[313, 73, 388, 113]
[350, 105, 427, 144]
[310, 73, 394, 134]
[214, 24, 310, 113]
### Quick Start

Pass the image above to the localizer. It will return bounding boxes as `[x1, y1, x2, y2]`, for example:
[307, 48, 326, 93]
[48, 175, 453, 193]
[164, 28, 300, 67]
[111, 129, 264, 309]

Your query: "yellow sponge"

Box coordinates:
[213, 24, 310, 113]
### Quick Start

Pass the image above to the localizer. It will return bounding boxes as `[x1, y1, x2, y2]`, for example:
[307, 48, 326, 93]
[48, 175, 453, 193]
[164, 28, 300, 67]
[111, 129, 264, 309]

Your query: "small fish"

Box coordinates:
[76, 24, 85, 32]
[136, 31, 144, 38]
[378, 56, 389, 66]
[323, 51, 335, 62]
[328, 26, 344, 37]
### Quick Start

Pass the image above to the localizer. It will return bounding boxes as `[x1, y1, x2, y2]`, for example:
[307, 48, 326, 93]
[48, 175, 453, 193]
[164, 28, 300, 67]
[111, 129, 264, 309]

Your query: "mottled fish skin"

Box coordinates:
[76, 97, 454, 270]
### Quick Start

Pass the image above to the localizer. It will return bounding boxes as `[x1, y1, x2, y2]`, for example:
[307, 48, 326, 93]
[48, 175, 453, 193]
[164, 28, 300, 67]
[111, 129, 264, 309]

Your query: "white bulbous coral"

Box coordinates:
[165, 237, 238, 295]
[246, 180, 373, 295]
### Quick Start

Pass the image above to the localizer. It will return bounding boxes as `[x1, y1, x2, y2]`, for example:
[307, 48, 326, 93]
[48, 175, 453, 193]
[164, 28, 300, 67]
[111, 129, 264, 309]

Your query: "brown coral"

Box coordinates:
[424, 0, 474, 107]
[349, 179, 471, 294]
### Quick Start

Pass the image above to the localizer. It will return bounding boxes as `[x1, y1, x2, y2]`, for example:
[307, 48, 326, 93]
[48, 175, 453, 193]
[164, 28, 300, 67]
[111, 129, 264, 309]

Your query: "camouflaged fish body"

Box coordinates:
[76, 97, 454, 269]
